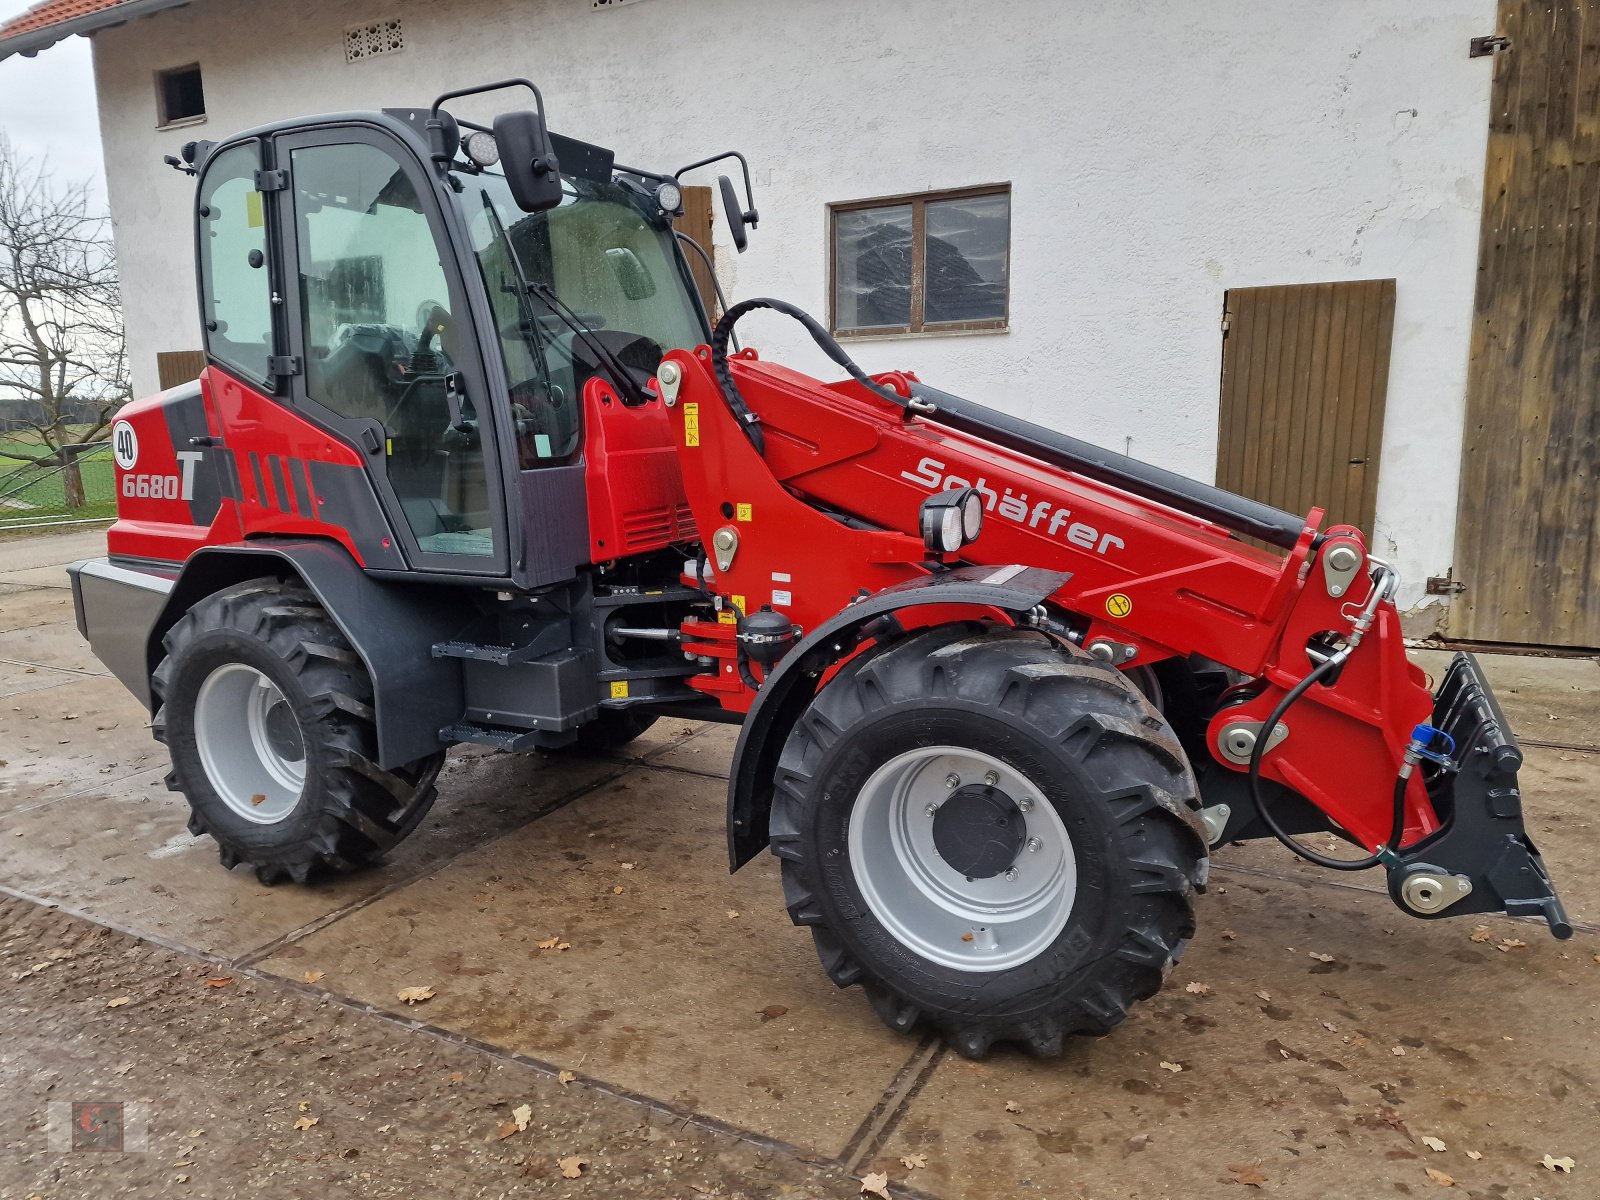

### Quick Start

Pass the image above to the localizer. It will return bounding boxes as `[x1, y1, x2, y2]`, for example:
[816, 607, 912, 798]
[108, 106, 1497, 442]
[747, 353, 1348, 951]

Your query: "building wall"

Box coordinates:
[90, 0, 1497, 609]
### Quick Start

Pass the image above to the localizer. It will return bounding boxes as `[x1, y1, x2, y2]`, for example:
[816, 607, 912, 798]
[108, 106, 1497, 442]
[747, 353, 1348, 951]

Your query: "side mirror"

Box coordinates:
[604, 247, 656, 300]
[719, 175, 749, 253]
[494, 110, 563, 213]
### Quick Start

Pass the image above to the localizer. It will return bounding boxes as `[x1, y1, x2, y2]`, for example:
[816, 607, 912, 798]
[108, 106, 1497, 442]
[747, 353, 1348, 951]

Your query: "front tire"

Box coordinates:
[770, 626, 1208, 1058]
[152, 580, 443, 884]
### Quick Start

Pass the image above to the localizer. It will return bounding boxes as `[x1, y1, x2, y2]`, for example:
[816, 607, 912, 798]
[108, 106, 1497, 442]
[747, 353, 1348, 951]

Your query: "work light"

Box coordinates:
[919, 488, 984, 554]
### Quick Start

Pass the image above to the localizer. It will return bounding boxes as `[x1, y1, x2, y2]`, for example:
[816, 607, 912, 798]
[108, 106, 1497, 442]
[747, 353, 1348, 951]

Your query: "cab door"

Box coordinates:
[272, 126, 508, 575]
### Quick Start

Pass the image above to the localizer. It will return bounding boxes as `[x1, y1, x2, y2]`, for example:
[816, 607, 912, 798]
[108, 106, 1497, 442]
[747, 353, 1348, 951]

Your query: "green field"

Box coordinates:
[0, 428, 118, 529]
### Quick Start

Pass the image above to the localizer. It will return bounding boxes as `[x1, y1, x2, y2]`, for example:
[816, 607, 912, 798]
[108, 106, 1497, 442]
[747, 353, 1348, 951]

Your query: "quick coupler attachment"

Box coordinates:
[1384, 653, 1572, 939]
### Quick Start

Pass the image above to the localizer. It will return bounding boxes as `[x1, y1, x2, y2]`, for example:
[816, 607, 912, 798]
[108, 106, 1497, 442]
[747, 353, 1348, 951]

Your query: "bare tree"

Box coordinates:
[0, 136, 128, 509]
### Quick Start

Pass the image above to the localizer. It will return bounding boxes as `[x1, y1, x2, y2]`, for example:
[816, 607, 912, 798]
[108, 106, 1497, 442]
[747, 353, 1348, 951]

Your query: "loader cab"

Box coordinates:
[193, 106, 708, 587]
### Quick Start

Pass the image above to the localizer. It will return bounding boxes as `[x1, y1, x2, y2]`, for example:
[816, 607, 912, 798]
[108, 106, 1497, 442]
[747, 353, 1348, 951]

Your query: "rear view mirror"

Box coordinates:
[494, 110, 563, 213]
[605, 247, 656, 300]
[719, 175, 748, 253]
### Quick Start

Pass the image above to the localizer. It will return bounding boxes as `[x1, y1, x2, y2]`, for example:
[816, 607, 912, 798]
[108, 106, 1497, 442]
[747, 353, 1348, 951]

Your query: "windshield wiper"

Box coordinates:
[477, 189, 651, 407]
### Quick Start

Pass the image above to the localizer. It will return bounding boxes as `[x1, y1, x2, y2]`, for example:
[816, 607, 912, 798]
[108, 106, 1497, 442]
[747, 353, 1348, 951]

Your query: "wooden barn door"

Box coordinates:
[1451, 0, 1600, 647]
[1217, 280, 1397, 536]
[672, 185, 720, 320]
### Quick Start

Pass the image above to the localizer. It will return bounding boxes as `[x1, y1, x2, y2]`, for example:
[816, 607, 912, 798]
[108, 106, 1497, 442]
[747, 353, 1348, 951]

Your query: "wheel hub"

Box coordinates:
[932, 785, 1026, 878]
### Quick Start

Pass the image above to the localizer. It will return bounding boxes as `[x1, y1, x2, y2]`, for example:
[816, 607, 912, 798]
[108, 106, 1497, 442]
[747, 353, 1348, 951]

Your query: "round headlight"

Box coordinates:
[464, 131, 500, 167]
[655, 180, 684, 213]
[960, 490, 984, 541]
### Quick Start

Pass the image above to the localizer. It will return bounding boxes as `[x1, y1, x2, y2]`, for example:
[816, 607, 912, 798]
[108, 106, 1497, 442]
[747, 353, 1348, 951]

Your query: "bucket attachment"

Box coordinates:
[1386, 653, 1571, 938]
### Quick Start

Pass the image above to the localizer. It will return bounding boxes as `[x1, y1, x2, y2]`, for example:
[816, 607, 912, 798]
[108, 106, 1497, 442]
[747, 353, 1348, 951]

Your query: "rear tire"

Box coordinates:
[152, 580, 443, 884]
[770, 626, 1208, 1058]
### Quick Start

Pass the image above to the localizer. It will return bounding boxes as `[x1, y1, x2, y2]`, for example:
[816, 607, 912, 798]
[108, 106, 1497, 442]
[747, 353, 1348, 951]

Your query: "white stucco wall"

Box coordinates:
[88, 0, 1495, 608]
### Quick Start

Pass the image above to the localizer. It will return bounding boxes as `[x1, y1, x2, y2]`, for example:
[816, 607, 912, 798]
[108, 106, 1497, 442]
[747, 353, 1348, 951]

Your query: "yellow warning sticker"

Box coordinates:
[717, 610, 736, 625]
[1105, 593, 1133, 619]
[610, 680, 629, 699]
[732, 594, 746, 614]
[735, 503, 752, 522]
[683, 402, 700, 447]
[246, 191, 264, 229]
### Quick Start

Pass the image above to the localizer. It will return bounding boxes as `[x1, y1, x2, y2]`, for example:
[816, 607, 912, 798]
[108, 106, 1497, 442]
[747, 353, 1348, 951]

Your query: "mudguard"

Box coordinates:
[726, 564, 1069, 870]
[147, 539, 470, 768]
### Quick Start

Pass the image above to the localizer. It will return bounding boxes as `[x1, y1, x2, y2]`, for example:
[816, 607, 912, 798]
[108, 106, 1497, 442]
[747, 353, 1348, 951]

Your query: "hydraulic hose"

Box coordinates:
[1246, 566, 1408, 872]
[709, 297, 917, 458]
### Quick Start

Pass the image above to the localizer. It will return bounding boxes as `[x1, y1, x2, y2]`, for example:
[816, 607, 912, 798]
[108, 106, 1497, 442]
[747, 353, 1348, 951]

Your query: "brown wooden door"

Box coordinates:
[1451, 0, 1600, 647]
[1217, 279, 1397, 536]
[156, 350, 207, 391]
[672, 185, 719, 320]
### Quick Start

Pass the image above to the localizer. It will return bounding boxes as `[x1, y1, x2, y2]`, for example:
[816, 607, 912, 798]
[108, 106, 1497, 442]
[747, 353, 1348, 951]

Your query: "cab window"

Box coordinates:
[197, 142, 275, 384]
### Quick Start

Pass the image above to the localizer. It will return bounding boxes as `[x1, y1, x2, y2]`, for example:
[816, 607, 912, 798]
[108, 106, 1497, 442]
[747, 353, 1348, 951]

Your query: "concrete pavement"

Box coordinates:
[2, 528, 1597, 1198]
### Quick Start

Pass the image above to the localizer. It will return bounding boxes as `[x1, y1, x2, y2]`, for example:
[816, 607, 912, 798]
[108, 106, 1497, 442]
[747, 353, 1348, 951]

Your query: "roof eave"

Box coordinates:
[0, 0, 194, 62]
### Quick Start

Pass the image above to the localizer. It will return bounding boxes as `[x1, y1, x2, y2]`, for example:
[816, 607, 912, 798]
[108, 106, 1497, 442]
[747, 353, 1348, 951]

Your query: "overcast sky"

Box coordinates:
[0, 3, 106, 206]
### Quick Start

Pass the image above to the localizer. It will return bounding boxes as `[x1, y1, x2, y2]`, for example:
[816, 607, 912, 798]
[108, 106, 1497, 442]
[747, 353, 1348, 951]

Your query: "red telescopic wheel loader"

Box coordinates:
[71, 81, 1569, 1058]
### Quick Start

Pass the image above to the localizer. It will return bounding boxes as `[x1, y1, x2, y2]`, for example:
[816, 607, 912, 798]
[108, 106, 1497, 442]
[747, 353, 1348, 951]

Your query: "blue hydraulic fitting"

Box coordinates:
[1405, 723, 1457, 769]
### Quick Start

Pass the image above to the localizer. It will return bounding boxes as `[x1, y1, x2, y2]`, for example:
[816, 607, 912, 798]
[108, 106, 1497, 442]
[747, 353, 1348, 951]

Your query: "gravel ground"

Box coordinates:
[0, 895, 855, 1199]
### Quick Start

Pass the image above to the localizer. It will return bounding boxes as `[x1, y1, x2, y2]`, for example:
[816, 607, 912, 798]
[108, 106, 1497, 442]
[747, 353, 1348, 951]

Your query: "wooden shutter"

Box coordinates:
[672, 185, 719, 319]
[156, 350, 207, 391]
[1451, 0, 1600, 647]
[1217, 280, 1396, 536]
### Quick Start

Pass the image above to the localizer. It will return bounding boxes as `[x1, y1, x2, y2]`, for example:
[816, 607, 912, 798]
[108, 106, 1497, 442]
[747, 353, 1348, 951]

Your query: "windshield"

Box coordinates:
[454, 169, 705, 467]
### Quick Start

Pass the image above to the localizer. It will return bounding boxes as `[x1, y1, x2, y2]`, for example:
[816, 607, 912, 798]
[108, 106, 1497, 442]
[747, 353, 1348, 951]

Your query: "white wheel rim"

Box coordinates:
[848, 745, 1077, 972]
[194, 663, 306, 823]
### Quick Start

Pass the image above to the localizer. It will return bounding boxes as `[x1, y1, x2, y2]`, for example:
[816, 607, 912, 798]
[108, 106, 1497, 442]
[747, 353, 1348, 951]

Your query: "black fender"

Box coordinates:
[726, 564, 1069, 870]
[148, 539, 470, 768]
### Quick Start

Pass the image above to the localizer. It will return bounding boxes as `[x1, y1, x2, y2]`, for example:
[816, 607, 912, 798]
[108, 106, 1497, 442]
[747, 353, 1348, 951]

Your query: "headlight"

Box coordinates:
[465, 131, 500, 167]
[920, 487, 984, 554]
[654, 180, 684, 214]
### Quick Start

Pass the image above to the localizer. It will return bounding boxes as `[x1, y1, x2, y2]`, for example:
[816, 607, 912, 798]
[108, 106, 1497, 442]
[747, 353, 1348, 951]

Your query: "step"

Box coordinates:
[438, 721, 547, 752]
[432, 639, 543, 667]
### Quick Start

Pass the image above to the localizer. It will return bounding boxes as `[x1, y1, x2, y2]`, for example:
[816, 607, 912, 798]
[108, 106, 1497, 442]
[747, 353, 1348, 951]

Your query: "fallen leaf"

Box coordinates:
[859, 1171, 890, 1198]
[559, 1155, 591, 1179]
[1470, 926, 1493, 943]
[377, 1124, 392, 1133]
[298, 1101, 310, 1112]
[175, 1175, 189, 1184]
[1421, 1136, 1447, 1152]
[612, 885, 625, 895]
[620, 862, 636, 870]
[396, 985, 436, 1005]
[725, 909, 740, 919]
[1496, 938, 1526, 952]
[495, 1122, 519, 1140]
[1424, 1166, 1454, 1187]
[1320, 1021, 1338, 1032]
[1540, 1154, 1576, 1173]
[899, 1153, 927, 1170]
[448, 1071, 465, 1084]
[204, 977, 233, 989]
[759, 1005, 788, 1022]
[1465, 1150, 1482, 1161]
[558, 1070, 576, 1086]
[250, 793, 266, 806]
[1391, 1045, 1407, 1056]
[536, 936, 560, 950]
[960, 931, 975, 942]
[1219, 929, 1238, 940]
[556, 942, 571, 951]
[1184, 981, 1211, 995]
[302, 971, 326, 984]
[105, 996, 132, 1009]
[1255, 990, 1272, 1002]
[1309, 951, 1335, 963]
[1004, 1100, 1023, 1112]
[512, 1104, 532, 1132]
[292, 1116, 318, 1131]
[1228, 1163, 1268, 1187]
[1159, 1061, 1184, 1073]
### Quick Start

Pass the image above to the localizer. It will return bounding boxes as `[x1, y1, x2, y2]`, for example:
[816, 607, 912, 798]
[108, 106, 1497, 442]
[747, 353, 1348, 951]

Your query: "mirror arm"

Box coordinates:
[673, 150, 759, 226]
[428, 78, 550, 163]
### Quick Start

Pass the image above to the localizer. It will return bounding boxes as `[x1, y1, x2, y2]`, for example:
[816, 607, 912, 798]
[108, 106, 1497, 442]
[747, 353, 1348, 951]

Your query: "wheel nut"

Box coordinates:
[924, 802, 940, 817]
[984, 770, 1000, 786]
[1017, 797, 1035, 813]
[1026, 837, 1041, 853]
[1004, 867, 1019, 882]
[945, 773, 960, 789]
